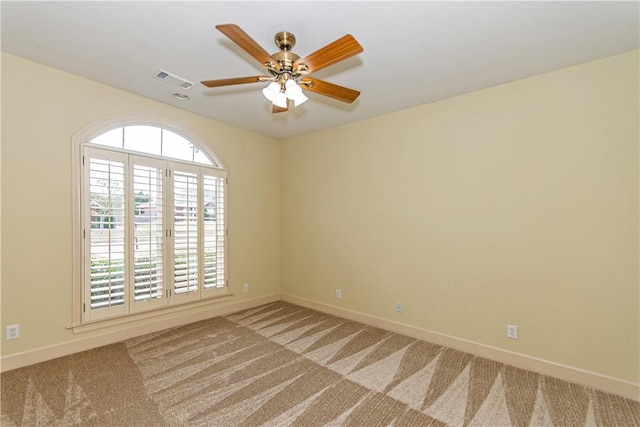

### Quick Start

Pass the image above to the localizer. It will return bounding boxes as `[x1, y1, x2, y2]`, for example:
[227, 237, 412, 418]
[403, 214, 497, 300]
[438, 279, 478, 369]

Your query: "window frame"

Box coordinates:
[71, 115, 229, 330]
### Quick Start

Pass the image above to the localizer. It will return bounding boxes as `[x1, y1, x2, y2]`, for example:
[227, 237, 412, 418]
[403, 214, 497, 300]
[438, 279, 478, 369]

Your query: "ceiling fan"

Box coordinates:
[201, 24, 364, 113]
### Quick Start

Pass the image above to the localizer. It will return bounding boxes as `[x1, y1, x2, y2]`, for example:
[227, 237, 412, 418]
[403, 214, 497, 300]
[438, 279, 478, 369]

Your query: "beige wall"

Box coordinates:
[2, 50, 638, 386]
[281, 51, 639, 383]
[0, 53, 281, 356]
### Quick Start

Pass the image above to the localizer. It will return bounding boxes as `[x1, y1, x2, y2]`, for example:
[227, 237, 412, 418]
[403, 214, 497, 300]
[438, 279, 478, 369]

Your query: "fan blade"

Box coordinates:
[216, 24, 273, 66]
[201, 76, 267, 88]
[294, 34, 363, 74]
[300, 77, 360, 103]
[272, 99, 289, 113]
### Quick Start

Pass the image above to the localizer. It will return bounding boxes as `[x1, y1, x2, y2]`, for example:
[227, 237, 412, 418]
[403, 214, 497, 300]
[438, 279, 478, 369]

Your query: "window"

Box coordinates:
[77, 124, 227, 324]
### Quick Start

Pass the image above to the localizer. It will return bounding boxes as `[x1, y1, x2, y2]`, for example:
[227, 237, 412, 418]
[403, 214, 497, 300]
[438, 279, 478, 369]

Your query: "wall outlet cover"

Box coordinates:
[5, 324, 19, 340]
[507, 324, 518, 339]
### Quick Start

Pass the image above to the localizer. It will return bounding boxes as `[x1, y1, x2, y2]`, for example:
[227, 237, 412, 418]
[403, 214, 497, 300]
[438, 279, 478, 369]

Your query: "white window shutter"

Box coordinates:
[84, 147, 127, 321]
[130, 156, 166, 312]
[80, 127, 228, 324]
[171, 165, 200, 303]
[203, 172, 226, 292]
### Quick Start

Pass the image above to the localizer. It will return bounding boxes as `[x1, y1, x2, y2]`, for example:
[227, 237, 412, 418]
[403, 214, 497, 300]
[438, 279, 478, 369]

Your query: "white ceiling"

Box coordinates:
[2, 1, 638, 140]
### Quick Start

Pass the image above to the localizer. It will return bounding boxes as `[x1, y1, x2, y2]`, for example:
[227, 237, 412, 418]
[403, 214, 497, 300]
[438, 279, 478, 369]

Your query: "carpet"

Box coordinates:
[1, 301, 639, 426]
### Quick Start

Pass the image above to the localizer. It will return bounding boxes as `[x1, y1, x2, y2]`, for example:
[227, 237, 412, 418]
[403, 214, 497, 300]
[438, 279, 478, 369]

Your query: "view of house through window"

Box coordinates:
[81, 124, 227, 323]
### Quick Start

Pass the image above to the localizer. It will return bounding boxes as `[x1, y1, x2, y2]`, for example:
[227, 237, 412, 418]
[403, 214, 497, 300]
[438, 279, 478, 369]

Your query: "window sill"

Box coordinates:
[67, 293, 234, 334]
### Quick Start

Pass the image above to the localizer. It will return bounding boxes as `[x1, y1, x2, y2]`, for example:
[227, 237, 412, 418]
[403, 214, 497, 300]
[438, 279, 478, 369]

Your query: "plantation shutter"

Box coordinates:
[130, 157, 166, 312]
[81, 129, 228, 323]
[203, 171, 226, 293]
[84, 147, 127, 321]
[171, 164, 200, 303]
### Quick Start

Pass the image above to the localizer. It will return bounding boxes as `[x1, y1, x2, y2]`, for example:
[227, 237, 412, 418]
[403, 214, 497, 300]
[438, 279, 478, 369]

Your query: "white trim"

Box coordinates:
[0, 294, 280, 373]
[281, 293, 640, 402]
[71, 128, 83, 326]
[69, 293, 233, 334]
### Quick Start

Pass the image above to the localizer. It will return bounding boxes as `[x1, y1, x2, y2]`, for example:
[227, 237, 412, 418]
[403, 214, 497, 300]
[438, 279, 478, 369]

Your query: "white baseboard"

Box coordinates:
[1, 294, 281, 373]
[281, 293, 640, 402]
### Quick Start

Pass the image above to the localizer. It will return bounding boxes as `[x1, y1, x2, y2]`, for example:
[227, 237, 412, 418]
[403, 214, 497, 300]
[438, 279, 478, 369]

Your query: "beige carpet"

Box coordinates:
[1, 301, 639, 426]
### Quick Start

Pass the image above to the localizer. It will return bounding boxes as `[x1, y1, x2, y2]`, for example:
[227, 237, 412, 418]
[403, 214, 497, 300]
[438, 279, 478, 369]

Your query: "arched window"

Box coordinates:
[89, 125, 216, 166]
[74, 121, 227, 325]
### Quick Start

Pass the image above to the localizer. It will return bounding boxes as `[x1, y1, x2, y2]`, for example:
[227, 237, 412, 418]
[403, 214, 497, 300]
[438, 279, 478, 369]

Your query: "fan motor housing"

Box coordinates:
[271, 32, 299, 73]
[271, 51, 300, 73]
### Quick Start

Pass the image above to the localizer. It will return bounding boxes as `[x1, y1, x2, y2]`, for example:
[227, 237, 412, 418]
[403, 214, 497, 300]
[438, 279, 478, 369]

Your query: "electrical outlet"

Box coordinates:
[335, 289, 342, 299]
[5, 324, 19, 340]
[507, 324, 518, 339]
[396, 302, 403, 313]
[243, 283, 249, 293]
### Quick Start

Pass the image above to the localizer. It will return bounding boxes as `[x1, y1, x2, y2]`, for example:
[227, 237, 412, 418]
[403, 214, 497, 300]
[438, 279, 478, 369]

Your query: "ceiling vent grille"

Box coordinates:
[152, 69, 195, 90]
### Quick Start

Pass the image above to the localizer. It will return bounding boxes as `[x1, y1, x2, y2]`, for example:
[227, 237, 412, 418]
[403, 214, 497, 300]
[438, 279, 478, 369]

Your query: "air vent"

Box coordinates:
[152, 69, 195, 90]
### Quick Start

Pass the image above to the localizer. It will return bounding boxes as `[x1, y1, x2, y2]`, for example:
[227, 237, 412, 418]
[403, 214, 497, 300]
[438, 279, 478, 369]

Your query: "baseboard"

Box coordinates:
[0, 294, 281, 373]
[281, 293, 640, 402]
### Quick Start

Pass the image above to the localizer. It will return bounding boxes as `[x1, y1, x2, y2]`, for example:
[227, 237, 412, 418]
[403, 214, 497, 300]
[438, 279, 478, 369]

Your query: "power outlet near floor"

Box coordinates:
[507, 324, 518, 339]
[335, 289, 342, 299]
[243, 283, 249, 293]
[5, 324, 19, 340]
[396, 302, 403, 313]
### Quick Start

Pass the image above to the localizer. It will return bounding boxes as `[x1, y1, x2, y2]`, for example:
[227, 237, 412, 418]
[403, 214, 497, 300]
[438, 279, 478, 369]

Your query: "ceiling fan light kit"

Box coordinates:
[201, 24, 363, 114]
[262, 81, 288, 108]
[284, 80, 308, 106]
